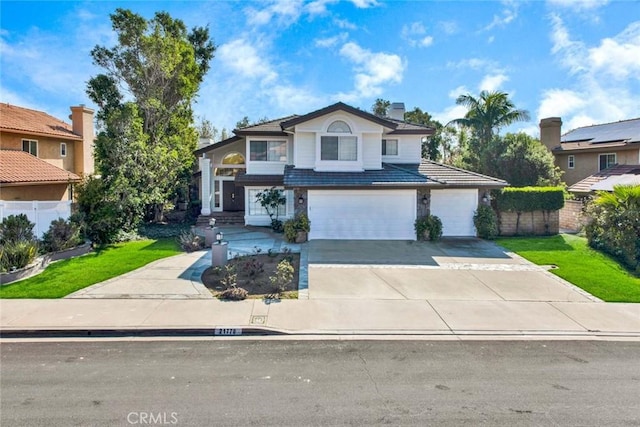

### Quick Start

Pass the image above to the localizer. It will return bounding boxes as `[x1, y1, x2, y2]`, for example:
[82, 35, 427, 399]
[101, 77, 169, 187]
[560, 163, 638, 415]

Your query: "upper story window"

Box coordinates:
[22, 139, 37, 156]
[60, 143, 67, 157]
[567, 155, 574, 169]
[321, 120, 357, 161]
[222, 152, 245, 165]
[382, 139, 398, 156]
[321, 136, 357, 161]
[327, 120, 351, 133]
[599, 153, 616, 171]
[250, 140, 287, 162]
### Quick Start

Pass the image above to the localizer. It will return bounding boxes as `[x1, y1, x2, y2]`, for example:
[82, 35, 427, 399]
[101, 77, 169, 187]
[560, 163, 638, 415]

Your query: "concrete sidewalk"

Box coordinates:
[2, 297, 640, 338]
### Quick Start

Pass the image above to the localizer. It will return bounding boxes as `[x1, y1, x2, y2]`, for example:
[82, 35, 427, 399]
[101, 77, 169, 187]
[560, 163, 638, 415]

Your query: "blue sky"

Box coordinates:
[1, 0, 639, 136]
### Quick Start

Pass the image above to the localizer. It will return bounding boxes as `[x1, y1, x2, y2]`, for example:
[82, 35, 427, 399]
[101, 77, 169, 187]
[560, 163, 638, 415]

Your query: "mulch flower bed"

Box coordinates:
[201, 251, 299, 299]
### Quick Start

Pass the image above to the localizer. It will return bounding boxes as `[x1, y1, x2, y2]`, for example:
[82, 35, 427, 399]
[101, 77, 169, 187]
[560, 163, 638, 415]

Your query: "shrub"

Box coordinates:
[270, 259, 294, 294]
[473, 205, 499, 239]
[41, 218, 84, 253]
[255, 187, 286, 232]
[74, 176, 122, 245]
[0, 214, 35, 244]
[0, 240, 38, 272]
[585, 185, 640, 273]
[283, 213, 311, 242]
[176, 230, 204, 252]
[415, 215, 443, 241]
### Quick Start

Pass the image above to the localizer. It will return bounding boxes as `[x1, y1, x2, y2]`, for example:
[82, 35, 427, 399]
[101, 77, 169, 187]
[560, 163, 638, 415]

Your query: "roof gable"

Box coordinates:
[0, 150, 80, 184]
[280, 102, 398, 130]
[0, 104, 82, 141]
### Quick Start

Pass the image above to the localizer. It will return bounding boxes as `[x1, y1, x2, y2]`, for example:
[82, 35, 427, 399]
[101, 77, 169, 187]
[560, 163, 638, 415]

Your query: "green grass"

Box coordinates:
[496, 234, 640, 303]
[0, 238, 181, 299]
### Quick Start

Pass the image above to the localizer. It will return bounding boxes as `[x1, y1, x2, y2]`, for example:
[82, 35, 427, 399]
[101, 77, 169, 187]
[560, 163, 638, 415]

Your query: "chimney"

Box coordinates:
[70, 105, 95, 176]
[388, 102, 405, 121]
[539, 117, 562, 151]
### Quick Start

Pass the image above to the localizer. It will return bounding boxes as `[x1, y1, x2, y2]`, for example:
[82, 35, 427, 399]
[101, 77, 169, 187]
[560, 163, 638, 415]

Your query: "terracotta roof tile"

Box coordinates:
[0, 150, 80, 184]
[0, 103, 81, 140]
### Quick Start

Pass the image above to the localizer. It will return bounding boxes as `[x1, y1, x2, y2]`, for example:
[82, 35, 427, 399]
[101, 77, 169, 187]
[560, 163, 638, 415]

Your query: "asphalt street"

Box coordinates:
[2, 340, 640, 426]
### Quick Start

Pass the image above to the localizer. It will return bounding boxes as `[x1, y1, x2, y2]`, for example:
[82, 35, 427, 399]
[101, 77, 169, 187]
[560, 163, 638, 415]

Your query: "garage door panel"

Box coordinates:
[308, 190, 416, 240]
[430, 189, 477, 237]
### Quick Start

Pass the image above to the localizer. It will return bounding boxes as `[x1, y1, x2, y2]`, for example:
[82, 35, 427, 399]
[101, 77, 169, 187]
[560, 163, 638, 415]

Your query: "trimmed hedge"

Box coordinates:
[496, 187, 564, 212]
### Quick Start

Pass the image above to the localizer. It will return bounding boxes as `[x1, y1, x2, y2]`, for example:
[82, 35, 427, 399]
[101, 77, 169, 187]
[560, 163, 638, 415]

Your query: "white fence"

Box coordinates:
[0, 201, 72, 238]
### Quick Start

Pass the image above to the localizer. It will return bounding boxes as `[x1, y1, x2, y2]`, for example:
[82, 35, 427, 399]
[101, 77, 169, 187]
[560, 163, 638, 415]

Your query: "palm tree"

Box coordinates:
[451, 90, 530, 147]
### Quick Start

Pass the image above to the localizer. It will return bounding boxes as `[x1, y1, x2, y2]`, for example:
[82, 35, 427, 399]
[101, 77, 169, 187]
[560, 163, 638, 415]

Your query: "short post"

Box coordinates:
[211, 231, 228, 267]
[204, 218, 217, 248]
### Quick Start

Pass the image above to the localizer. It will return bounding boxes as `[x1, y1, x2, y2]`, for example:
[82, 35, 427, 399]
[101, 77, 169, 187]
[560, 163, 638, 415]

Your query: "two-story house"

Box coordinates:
[0, 103, 94, 201]
[196, 102, 507, 240]
[540, 117, 640, 187]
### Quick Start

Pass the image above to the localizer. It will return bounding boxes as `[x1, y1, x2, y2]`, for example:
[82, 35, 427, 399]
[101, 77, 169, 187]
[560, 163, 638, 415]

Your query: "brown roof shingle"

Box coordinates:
[0, 150, 80, 184]
[0, 103, 81, 140]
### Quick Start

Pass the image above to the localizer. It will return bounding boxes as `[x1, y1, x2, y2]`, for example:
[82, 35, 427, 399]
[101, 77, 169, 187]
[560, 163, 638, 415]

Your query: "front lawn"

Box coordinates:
[496, 234, 640, 302]
[0, 238, 181, 299]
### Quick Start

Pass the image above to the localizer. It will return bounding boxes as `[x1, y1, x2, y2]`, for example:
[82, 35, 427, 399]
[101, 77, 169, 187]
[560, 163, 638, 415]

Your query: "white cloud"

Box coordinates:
[447, 58, 501, 72]
[337, 42, 405, 100]
[479, 73, 509, 91]
[217, 39, 278, 83]
[419, 36, 434, 47]
[538, 16, 640, 130]
[245, 0, 304, 26]
[334, 18, 357, 30]
[432, 104, 469, 126]
[306, 0, 338, 15]
[438, 20, 459, 35]
[547, 0, 609, 11]
[483, 0, 519, 31]
[587, 22, 640, 79]
[402, 21, 434, 47]
[350, 0, 379, 8]
[315, 32, 349, 48]
[448, 86, 469, 99]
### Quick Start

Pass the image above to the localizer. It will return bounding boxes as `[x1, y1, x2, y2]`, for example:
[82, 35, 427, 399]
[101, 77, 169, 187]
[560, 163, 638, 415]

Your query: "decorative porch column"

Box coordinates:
[199, 156, 212, 215]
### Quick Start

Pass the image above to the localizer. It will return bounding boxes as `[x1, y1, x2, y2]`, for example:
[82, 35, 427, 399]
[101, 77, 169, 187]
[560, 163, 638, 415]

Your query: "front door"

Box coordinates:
[222, 181, 245, 212]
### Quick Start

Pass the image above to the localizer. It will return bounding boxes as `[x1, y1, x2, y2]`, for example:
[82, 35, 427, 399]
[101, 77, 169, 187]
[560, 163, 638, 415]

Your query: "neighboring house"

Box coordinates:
[540, 117, 640, 186]
[568, 164, 640, 197]
[0, 103, 94, 201]
[196, 102, 507, 240]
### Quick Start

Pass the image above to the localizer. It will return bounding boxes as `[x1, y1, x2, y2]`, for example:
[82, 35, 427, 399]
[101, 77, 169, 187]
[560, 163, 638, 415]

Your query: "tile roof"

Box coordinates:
[283, 160, 508, 188]
[556, 118, 640, 152]
[0, 103, 82, 140]
[234, 115, 298, 136]
[417, 160, 509, 187]
[0, 150, 80, 184]
[568, 164, 640, 194]
[284, 163, 434, 187]
[234, 171, 284, 187]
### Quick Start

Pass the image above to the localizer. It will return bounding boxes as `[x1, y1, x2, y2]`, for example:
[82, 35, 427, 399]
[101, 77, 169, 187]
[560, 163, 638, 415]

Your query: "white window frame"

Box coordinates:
[598, 153, 616, 171]
[249, 140, 287, 162]
[60, 142, 67, 157]
[247, 188, 287, 216]
[567, 154, 574, 169]
[382, 139, 399, 156]
[22, 139, 38, 156]
[320, 135, 357, 161]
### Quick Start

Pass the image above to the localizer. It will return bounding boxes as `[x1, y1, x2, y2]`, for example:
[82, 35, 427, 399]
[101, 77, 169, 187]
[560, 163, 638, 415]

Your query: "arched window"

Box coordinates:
[327, 120, 351, 133]
[222, 152, 245, 165]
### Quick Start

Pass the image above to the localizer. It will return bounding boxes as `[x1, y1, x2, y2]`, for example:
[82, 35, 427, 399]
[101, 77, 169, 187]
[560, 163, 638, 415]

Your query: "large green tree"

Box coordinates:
[479, 133, 562, 186]
[87, 9, 215, 225]
[371, 98, 391, 117]
[452, 91, 529, 170]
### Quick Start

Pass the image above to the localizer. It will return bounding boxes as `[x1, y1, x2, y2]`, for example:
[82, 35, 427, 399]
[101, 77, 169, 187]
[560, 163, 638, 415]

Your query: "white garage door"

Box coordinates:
[308, 190, 416, 240]
[430, 189, 478, 236]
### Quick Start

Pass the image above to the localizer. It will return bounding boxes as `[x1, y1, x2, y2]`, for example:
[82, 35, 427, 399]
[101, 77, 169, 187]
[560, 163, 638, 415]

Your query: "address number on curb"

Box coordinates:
[214, 328, 242, 336]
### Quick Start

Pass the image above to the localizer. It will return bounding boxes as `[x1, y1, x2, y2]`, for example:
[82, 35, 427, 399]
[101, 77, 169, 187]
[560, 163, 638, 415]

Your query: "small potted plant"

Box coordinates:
[284, 213, 311, 243]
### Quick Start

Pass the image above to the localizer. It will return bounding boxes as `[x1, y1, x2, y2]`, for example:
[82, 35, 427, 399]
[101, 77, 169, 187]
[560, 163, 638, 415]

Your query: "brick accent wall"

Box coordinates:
[559, 199, 588, 232]
[499, 210, 559, 236]
[294, 188, 307, 216]
[417, 189, 430, 218]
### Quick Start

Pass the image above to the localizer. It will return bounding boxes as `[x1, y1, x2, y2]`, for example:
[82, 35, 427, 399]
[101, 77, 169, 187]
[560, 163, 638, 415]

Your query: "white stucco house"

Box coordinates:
[195, 102, 507, 240]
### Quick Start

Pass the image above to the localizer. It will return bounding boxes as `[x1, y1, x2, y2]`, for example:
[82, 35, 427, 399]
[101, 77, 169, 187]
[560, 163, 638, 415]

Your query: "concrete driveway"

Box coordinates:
[308, 239, 596, 303]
